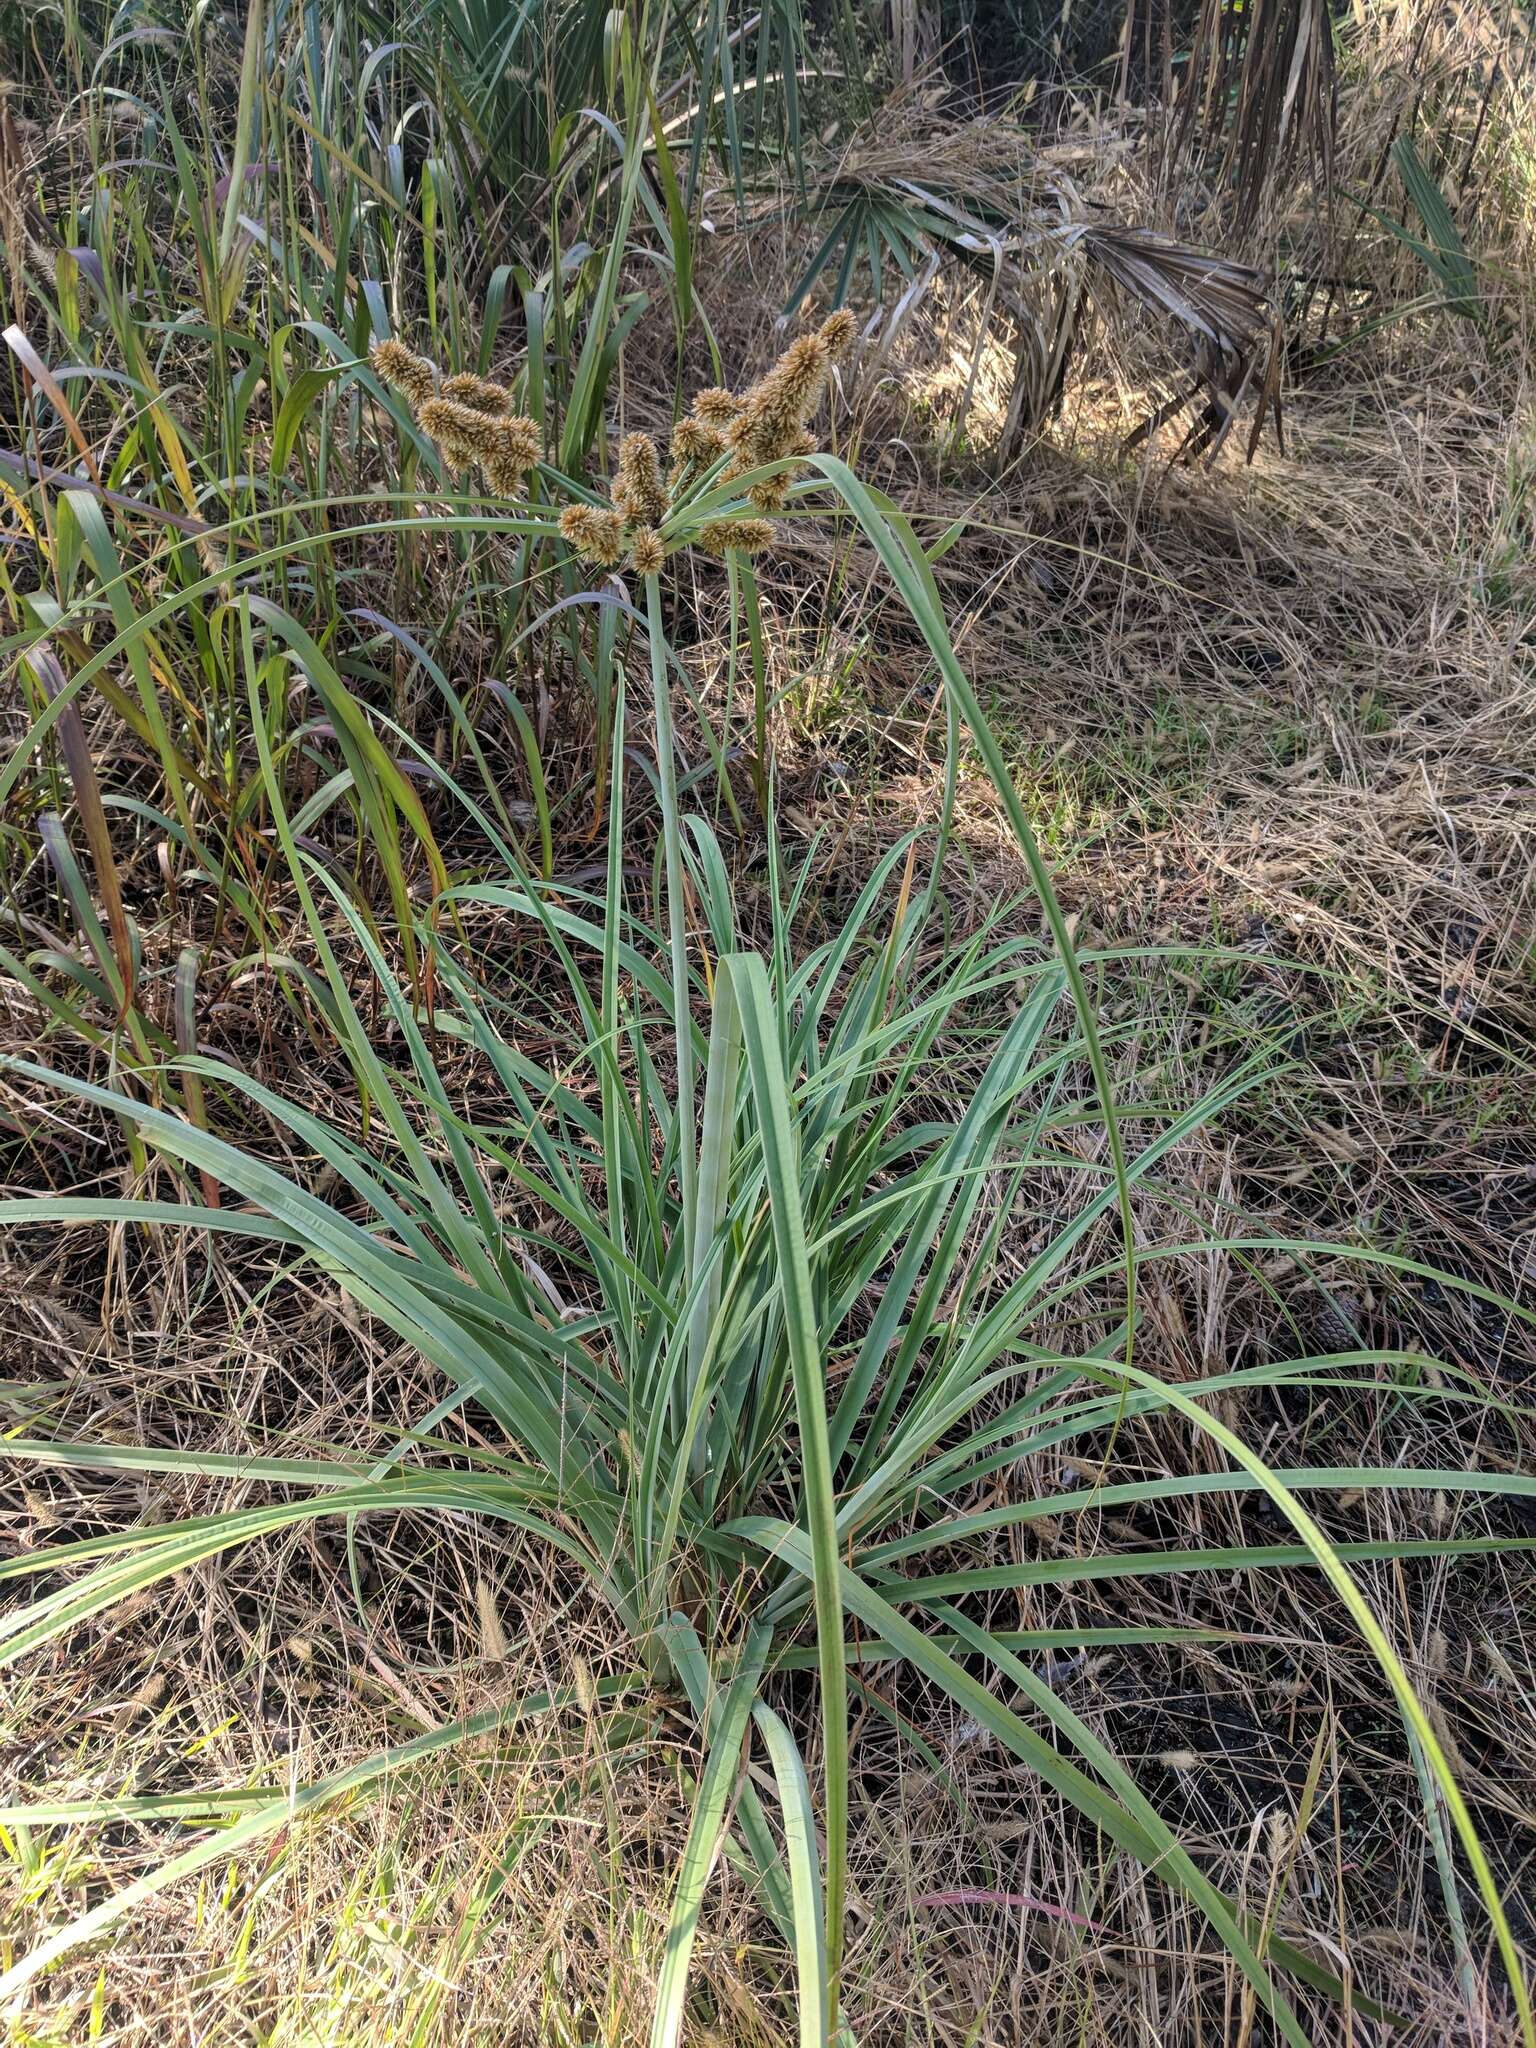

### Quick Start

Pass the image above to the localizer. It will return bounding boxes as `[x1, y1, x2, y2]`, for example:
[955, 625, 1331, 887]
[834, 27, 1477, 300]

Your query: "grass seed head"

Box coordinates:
[370, 338, 437, 409]
[419, 395, 512, 463]
[726, 331, 836, 475]
[668, 415, 726, 487]
[691, 387, 742, 428]
[751, 333, 828, 421]
[616, 432, 669, 526]
[695, 516, 775, 557]
[432, 435, 478, 471]
[442, 371, 514, 415]
[560, 503, 626, 567]
[489, 415, 542, 469]
[817, 308, 857, 359]
[485, 446, 537, 497]
[628, 527, 665, 575]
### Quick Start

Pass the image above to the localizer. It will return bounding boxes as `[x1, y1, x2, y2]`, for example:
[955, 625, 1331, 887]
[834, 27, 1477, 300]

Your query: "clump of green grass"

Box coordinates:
[3, 0, 1536, 2037]
[3, 376, 1534, 2042]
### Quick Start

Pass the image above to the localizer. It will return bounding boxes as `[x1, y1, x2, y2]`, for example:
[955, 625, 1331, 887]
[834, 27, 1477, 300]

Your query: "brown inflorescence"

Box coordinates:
[730, 333, 829, 468]
[491, 416, 542, 470]
[695, 517, 775, 558]
[560, 503, 627, 568]
[375, 329, 845, 559]
[416, 399, 479, 470]
[667, 415, 726, 490]
[370, 338, 437, 410]
[419, 395, 503, 462]
[818, 308, 857, 360]
[614, 433, 669, 527]
[628, 527, 665, 576]
[442, 371, 514, 415]
[369, 336, 542, 500]
[485, 445, 536, 497]
[713, 311, 857, 504]
[691, 388, 742, 428]
[419, 398, 541, 492]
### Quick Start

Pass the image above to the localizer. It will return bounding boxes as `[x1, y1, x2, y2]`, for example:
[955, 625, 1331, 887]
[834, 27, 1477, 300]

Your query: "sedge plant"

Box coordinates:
[1, 323, 1534, 2047]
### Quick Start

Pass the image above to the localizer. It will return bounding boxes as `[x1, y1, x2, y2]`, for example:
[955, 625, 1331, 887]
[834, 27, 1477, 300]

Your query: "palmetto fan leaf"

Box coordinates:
[781, 115, 1278, 455]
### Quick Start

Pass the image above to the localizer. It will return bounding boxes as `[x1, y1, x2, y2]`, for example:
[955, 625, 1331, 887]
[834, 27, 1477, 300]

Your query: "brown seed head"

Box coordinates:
[730, 333, 833, 469]
[628, 527, 665, 575]
[670, 416, 726, 472]
[817, 308, 857, 359]
[442, 371, 513, 415]
[756, 333, 829, 415]
[489, 415, 542, 470]
[560, 503, 626, 567]
[725, 407, 759, 450]
[485, 450, 531, 497]
[747, 476, 791, 513]
[371, 338, 437, 409]
[419, 396, 508, 462]
[695, 516, 775, 558]
[691, 387, 742, 428]
[616, 433, 669, 526]
[433, 435, 477, 472]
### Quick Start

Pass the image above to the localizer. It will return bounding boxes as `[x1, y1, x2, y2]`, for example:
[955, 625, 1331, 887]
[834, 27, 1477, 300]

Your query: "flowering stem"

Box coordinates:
[643, 571, 698, 1410]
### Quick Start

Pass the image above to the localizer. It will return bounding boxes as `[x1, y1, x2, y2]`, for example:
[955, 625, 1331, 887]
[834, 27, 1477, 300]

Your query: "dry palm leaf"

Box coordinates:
[1075, 225, 1281, 459]
[1128, 0, 1338, 227]
[781, 115, 1279, 460]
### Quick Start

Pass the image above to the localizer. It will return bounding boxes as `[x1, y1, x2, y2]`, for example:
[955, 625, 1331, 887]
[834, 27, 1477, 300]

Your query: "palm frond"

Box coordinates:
[1129, 0, 1338, 226]
[783, 115, 1279, 456]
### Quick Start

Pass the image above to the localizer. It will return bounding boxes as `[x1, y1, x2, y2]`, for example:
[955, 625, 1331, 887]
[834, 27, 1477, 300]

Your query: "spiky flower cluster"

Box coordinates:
[370, 339, 542, 498]
[558, 503, 627, 568]
[695, 517, 775, 558]
[720, 309, 855, 512]
[614, 434, 670, 527]
[628, 527, 665, 576]
[372, 317, 856, 568]
[442, 371, 515, 415]
[566, 312, 857, 572]
[371, 339, 436, 410]
[557, 431, 674, 575]
[691, 387, 742, 428]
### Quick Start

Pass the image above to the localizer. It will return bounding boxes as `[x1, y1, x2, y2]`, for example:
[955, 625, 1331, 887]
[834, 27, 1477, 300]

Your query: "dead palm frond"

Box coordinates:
[1128, 0, 1338, 227]
[1076, 225, 1280, 459]
[778, 115, 1279, 459]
